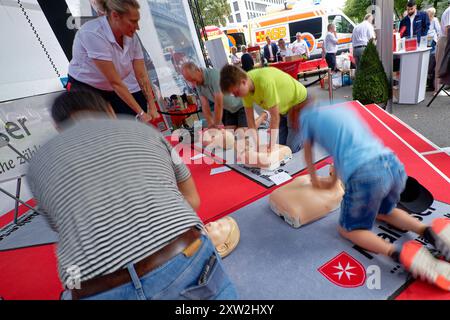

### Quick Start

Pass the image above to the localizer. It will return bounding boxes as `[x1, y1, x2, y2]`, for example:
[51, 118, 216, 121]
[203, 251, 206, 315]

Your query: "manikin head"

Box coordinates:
[205, 216, 240, 258]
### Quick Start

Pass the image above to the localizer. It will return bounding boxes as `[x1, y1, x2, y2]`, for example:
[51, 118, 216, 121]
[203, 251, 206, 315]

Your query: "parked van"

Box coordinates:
[247, 5, 356, 59]
[221, 24, 248, 51]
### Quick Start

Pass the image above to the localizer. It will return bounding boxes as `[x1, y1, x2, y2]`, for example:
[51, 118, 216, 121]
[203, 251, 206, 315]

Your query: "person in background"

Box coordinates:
[240, 45, 255, 72]
[435, 0, 450, 93]
[67, 0, 158, 123]
[220, 64, 314, 153]
[181, 62, 267, 129]
[351, 14, 376, 71]
[426, 7, 441, 91]
[27, 90, 238, 300]
[399, 0, 430, 40]
[290, 32, 310, 59]
[230, 46, 241, 66]
[263, 36, 279, 63]
[276, 38, 293, 61]
[323, 23, 338, 72]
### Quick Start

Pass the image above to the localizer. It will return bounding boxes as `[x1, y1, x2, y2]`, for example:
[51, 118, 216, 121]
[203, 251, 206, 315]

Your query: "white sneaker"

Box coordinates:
[400, 240, 450, 291]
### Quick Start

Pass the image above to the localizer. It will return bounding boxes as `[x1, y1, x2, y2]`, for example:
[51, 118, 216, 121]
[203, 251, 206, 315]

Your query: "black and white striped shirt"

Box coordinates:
[27, 117, 202, 284]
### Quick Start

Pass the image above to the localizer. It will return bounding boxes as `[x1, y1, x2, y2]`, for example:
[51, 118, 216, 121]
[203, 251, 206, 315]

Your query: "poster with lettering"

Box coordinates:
[0, 92, 59, 182]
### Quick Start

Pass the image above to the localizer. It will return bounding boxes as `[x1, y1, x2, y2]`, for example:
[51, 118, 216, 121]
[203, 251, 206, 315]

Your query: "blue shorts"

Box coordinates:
[339, 153, 407, 231]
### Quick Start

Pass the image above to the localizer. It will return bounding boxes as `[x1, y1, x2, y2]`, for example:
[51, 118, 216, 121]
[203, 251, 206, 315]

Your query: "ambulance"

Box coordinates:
[247, 4, 356, 59]
[221, 24, 248, 51]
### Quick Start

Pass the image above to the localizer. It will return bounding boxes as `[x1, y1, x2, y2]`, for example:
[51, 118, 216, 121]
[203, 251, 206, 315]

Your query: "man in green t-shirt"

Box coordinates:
[219, 65, 314, 153]
[181, 62, 267, 129]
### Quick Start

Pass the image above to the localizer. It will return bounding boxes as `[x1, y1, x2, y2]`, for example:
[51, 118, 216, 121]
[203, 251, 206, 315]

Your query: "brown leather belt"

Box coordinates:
[71, 227, 203, 300]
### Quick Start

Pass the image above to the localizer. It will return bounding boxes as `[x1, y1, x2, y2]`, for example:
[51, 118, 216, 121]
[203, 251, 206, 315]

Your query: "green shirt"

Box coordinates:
[243, 67, 307, 115]
[197, 68, 243, 113]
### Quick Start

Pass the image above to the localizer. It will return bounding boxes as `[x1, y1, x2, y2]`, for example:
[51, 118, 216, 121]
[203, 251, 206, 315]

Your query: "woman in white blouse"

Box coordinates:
[67, 0, 158, 122]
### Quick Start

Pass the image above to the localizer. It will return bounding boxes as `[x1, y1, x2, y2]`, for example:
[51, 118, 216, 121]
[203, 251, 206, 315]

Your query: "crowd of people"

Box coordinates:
[25, 0, 450, 300]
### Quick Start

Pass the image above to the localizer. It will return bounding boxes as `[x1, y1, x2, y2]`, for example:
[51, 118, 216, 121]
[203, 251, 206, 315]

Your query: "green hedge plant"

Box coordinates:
[352, 40, 390, 105]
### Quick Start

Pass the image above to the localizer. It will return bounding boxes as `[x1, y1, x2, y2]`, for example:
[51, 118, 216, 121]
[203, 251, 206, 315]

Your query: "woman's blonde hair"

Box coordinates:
[96, 0, 140, 15]
[427, 7, 436, 17]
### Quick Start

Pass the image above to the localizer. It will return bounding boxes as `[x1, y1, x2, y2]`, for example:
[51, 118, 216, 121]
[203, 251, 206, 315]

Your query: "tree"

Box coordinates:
[352, 40, 390, 105]
[344, 0, 426, 23]
[197, 0, 231, 27]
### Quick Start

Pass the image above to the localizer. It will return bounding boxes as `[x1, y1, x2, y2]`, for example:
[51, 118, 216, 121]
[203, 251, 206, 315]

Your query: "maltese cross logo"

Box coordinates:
[318, 252, 366, 288]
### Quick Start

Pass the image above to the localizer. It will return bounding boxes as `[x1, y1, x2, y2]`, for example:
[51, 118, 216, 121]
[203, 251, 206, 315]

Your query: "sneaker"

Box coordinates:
[400, 240, 450, 291]
[429, 218, 450, 260]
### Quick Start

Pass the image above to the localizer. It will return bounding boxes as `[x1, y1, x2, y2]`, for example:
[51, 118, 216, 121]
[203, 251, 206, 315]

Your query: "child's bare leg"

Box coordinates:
[376, 208, 427, 236]
[338, 227, 396, 257]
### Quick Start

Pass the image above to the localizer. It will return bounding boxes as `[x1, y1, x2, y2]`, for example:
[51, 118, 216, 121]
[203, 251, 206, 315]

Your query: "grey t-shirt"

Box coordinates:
[197, 68, 243, 113]
[27, 117, 202, 284]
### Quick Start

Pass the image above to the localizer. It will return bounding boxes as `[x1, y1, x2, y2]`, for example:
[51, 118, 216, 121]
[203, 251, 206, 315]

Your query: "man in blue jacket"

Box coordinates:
[399, 0, 430, 40]
[263, 36, 279, 63]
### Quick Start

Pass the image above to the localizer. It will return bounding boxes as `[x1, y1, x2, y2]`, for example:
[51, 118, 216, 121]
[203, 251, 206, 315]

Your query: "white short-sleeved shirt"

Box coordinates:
[442, 7, 450, 37]
[352, 20, 375, 47]
[428, 17, 442, 42]
[324, 32, 338, 53]
[68, 16, 144, 92]
[291, 39, 310, 57]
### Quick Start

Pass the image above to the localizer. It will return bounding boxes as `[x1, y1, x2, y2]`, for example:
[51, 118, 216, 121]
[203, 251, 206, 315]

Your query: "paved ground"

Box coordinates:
[303, 80, 450, 149]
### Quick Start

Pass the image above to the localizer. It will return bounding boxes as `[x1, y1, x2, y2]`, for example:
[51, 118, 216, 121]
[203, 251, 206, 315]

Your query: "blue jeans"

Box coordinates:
[279, 114, 303, 153]
[61, 234, 238, 300]
[339, 153, 407, 231]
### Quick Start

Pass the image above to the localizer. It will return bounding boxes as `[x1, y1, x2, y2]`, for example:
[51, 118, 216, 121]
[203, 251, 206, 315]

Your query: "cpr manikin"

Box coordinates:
[236, 143, 293, 171]
[201, 129, 235, 150]
[269, 167, 344, 228]
[205, 216, 240, 258]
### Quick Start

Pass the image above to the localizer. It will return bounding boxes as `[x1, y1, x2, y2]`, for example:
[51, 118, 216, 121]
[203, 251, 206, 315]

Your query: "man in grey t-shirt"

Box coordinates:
[27, 91, 238, 300]
[181, 62, 267, 129]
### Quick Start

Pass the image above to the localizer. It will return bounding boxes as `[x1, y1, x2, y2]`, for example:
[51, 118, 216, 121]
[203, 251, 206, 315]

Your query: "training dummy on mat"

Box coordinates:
[200, 128, 293, 170]
[269, 166, 344, 228]
[300, 102, 450, 291]
[205, 216, 240, 258]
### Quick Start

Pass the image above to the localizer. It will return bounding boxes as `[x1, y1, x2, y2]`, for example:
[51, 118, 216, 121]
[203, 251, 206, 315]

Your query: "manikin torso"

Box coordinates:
[269, 169, 344, 228]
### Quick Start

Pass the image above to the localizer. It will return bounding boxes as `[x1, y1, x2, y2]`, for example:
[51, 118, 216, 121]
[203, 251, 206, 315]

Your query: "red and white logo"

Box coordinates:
[318, 252, 366, 288]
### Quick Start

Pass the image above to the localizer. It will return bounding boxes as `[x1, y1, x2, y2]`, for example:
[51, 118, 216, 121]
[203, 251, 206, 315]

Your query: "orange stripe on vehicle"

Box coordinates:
[259, 12, 316, 27]
[338, 37, 352, 44]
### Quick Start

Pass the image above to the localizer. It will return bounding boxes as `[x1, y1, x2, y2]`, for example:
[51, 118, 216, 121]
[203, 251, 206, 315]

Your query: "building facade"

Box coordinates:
[227, 0, 286, 24]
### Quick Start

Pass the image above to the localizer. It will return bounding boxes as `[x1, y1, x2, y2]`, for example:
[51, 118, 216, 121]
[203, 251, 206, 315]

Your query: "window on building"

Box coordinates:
[245, 1, 248, 10]
[328, 15, 354, 34]
[229, 15, 234, 23]
[236, 13, 241, 23]
[233, 1, 239, 12]
[288, 17, 323, 43]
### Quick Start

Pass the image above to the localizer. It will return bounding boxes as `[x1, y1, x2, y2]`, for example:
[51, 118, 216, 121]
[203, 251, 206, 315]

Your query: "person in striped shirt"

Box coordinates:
[27, 90, 237, 300]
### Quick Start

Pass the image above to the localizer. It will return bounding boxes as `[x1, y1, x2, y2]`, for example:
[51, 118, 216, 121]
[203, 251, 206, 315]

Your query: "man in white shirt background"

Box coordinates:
[290, 32, 310, 59]
[435, 0, 450, 92]
[323, 23, 338, 71]
[351, 14, 376, 71]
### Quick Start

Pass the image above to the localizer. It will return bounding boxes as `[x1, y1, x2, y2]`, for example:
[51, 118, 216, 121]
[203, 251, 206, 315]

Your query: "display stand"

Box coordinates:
[393, 47, 431, 104]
